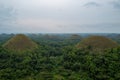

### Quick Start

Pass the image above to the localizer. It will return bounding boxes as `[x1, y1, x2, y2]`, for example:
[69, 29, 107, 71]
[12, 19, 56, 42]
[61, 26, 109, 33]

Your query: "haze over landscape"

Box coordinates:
[0, 0, 120, 33]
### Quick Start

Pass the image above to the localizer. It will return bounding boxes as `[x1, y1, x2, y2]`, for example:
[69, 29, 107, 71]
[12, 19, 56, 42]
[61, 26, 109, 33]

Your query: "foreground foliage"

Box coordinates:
[0, 44, 120, 80]
[0, 34, 120, 80]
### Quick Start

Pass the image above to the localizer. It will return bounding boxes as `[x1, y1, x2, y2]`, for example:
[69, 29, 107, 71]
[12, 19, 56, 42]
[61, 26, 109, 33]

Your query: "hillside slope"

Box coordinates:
[76, 36, 119, 51]
[3, 34, 38, 52]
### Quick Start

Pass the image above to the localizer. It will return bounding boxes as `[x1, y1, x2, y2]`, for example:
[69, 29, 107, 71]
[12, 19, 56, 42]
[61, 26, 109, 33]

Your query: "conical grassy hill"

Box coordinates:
[76, 36, 119, 51]
[3, 34, 38, 52]
[69, 34, 82, 40]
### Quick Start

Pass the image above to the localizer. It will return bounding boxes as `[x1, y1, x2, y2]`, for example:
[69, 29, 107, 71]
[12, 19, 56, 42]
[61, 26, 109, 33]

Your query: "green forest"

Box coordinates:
[0, 33, 120, 80]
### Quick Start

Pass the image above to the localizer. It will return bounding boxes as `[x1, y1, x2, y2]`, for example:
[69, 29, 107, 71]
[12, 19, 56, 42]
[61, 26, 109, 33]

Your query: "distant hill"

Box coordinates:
[43, 34, 61, 41]
[68, 34, 82, 40]
[3, 34, 38, 52]
[76, 36, 119, 52]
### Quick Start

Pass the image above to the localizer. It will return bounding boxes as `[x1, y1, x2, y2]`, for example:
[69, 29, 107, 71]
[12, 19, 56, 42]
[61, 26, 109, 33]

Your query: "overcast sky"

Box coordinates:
[0, 0, 120, 33]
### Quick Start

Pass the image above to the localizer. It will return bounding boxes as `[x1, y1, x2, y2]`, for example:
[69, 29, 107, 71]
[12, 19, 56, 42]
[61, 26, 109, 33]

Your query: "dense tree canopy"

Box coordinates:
[0, 34, 120, 80]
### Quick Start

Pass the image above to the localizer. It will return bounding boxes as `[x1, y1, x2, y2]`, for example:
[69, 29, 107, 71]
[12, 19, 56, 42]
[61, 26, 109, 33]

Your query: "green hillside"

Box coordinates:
[3, 34, 38, 52]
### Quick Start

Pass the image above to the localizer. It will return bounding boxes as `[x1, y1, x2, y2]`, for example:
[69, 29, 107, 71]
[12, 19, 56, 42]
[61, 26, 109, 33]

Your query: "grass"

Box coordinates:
[3, 34, 38, 52]
[77, 36, 119, 51]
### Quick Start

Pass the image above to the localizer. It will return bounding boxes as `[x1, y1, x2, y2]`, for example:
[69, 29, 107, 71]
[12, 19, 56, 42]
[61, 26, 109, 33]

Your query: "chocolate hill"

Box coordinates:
[76, 36, 118, 51]
[69, 34, 82, 40]
[3, 34, 38, 52]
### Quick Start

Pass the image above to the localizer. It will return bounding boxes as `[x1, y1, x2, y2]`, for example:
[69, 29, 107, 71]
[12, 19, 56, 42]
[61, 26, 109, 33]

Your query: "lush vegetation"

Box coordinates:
[0, 34, 120, 80]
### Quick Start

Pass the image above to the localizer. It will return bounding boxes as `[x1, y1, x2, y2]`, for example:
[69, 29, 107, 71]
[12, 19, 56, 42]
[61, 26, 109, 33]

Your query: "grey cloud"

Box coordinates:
[0, 5, 16, 21]
[84, 2, 100, 7]
[59, 23, 120, 33]
[0, 0, 120, 33]
[110, 1, 120, 9]
[0, 5, 17, 29]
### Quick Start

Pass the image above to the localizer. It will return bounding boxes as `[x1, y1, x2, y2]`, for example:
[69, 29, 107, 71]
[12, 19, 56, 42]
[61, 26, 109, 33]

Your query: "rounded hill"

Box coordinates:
[3, 34, 38, 52]
[69, 34, 82, 40]
[76, 36, 119, 51]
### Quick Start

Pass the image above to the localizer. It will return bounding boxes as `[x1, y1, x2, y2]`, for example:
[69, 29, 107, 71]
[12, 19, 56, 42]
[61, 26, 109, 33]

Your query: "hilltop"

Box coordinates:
[76, 36, 119, 51]
[3, 34, 38, 52]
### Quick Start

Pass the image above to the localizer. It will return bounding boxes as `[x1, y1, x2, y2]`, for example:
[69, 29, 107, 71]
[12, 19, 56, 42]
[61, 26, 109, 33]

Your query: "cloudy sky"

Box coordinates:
[0, 0, 120, 33]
